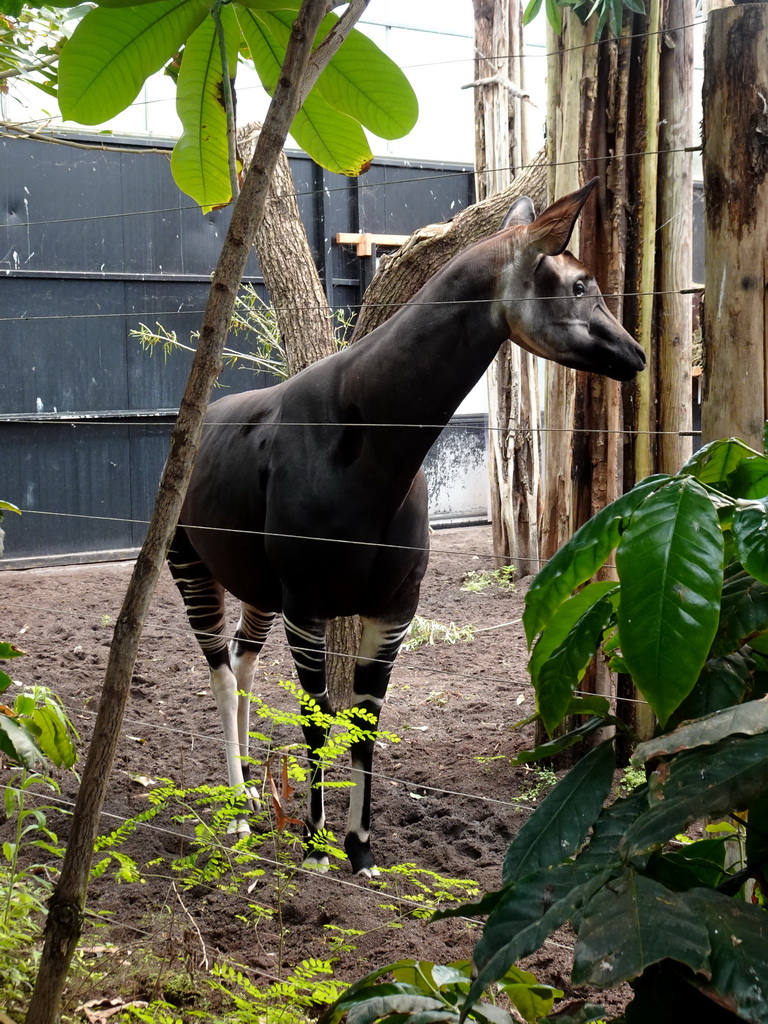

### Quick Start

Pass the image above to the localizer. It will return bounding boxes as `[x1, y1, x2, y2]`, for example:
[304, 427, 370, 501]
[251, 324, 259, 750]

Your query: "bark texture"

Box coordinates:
[701, 3, 768, 449]
[473, 0, 541, 578]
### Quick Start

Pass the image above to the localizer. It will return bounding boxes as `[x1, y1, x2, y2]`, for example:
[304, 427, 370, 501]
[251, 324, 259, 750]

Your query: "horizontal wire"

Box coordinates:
[0, 140, 701, 236]
[6, 580, 648, 711]
[0, 283, 704, 324]
[0, 418, 701, 437]
[4, 506, 641, 569]
[5, 784, 492, 919]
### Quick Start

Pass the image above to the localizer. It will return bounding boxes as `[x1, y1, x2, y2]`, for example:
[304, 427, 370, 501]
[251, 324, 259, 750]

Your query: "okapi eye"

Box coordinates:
[573, 281, 586, 297]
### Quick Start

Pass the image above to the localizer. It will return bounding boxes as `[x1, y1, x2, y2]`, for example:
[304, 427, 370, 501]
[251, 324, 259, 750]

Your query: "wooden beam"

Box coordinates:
[335, 232, 409, 256]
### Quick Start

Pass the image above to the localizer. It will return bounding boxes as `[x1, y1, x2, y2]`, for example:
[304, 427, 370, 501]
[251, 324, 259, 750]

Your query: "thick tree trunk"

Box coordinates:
[240, 127, 337, 376]
[25, 5, 359, 1020]
[701, 3, 768, 450]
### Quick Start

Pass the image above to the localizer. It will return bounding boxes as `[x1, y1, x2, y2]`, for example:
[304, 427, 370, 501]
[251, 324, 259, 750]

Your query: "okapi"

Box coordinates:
[169, 177, 645, 877]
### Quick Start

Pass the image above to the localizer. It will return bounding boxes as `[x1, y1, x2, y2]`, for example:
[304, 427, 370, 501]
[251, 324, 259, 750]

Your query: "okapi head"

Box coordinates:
[493, 177, 646, 382]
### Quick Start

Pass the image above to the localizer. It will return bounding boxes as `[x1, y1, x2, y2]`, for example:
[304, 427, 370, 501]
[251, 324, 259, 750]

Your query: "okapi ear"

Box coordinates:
[526, 177, 599, 257]
[498, 196, 536, 230]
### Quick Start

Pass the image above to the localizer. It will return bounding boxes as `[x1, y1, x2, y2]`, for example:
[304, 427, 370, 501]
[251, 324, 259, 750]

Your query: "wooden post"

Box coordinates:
[701, 3, 768, 449]
[473, 0, 541, 577]
[656, 0, 694, 474]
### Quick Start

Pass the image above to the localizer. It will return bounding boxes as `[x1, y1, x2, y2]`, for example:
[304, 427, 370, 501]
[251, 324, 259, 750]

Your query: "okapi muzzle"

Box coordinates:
[169, 176, 646, 877]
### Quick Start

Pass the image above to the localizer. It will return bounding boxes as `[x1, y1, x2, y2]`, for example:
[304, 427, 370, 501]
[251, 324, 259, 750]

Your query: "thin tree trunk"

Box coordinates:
[25, 4, 365, 1019]
[473, 0, 540, 579]
[657, 6, 694, 474]
[540, 15, 595, 563]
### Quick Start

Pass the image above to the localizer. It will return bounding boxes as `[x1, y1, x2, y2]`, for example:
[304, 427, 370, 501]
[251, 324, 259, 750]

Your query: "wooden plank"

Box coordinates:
[335, 232, 410, 256]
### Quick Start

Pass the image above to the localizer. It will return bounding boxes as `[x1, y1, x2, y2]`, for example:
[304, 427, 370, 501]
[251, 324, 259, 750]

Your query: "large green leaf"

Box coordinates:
[58, 0, 210, 123]
[0, 714, 44, 769]
[503, 740, 615, 885]
[523, 475, 669, 646]
[467, 863, 614, 1011]
[648, 837, 728, 891]
[171, 6, 240, 210]
[572, 870, 710, 987]
[616, 476, 723, 725]
[28, 705, 77, 769]
[733, 502, 768, 584]
[576, 785, 650, 869]
[669, 648, 756, 726]
[679, 436, 761, 492]
[237, 6, 373, 175]
[634, 697, 768, 765]
[712, 565, 768, 658]
[622, 731, 768, 859]
[727, 456, 768, 500]
[682, 888, 768, 1022]
[267, 9, 418, 138]
[530, 584, 618, 734]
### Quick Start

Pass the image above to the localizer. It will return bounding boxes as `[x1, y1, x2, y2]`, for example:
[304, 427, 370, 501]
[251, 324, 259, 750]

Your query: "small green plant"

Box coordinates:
[461, 564, 517, 594]
[319, 959, 563, 1024]
[371, 862, 480, 923]
[403, 615, 476, 650]
[133, 286, 354, 383]
[0, 771, 68, 1016]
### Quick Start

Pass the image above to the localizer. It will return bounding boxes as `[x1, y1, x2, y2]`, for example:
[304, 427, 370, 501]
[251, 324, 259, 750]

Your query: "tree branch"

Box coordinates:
[300, 0, 372, 102]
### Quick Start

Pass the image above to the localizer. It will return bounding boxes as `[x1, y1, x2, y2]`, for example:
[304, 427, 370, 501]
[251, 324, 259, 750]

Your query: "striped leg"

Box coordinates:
[231, 603, 276, 803]
[345, 616, 412, 877]
[168, 530, 274, 832]
[282, 612, 333, 870]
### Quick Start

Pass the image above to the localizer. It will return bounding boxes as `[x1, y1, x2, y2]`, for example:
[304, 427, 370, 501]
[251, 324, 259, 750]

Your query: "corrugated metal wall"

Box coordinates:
[0, 133, 477, 566]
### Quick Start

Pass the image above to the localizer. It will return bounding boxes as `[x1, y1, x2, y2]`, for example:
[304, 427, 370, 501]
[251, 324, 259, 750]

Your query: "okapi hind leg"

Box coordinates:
[345, 616, 412, 877]
[230, 603, 277, 806]
[282, 611, 334, 871]
[168, 530, 269, 833]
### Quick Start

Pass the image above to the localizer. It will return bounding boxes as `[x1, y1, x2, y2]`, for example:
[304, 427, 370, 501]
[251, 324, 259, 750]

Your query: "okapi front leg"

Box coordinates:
[282, 612, 334, 869]
[346, 616, 411, 877]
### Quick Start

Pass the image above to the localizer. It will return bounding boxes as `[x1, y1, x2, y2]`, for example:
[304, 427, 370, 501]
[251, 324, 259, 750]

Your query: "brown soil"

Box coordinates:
[1, 526, 629, 1018]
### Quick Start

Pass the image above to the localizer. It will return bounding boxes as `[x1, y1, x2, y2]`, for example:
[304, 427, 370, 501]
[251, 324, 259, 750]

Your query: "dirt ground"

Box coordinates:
[1, 525, 629, 1018]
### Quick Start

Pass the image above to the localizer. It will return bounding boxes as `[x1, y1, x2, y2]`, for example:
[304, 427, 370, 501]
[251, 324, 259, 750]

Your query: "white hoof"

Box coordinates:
[302, 854, 330, 873]
[355, 864, 380, 879]
[227, 817, 251, 836]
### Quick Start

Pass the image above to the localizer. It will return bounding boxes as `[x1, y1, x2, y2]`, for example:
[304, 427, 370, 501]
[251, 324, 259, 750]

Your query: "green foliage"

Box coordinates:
[319, 958, 563, 1024]
[133, 283, 354, 383]
[522, 435, 768, 734]
[523, 0, 646, 41]
[427, 432, 768, 1022]
[46, 0, 418, 208]
[0, 771, 68, 1016]
[0, 643, 78, 770]
[461, 564, 517, 593]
